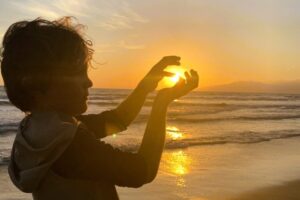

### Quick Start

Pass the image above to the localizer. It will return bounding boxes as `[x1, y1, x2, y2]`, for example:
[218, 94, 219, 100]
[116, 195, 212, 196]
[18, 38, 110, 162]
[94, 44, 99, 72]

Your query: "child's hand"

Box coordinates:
[138, 56, 181, 93]
[156, 69, 199, 104]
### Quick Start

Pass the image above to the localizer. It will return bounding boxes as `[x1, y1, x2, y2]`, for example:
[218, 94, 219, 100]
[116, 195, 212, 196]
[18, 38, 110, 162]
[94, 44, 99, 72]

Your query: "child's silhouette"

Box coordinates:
[1, 17, 198, 200]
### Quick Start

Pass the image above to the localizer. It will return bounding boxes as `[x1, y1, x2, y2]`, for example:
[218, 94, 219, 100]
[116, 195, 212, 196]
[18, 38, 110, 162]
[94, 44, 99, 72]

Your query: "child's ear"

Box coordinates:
[21, 75, 51, 94]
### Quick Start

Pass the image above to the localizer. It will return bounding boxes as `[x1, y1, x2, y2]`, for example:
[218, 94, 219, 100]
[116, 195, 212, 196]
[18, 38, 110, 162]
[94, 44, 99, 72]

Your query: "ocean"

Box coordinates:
[1, 87, 300, 199]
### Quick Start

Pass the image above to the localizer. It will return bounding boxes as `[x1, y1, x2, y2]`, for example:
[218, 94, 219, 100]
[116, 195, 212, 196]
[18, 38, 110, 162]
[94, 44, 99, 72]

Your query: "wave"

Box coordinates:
[86, 89, 300, 102]
[184, 93, 300, 101]
[87, 101, 119, 106]
[171, 114, 300, 123]
[110, 129, 300, 152]
[0, 156, 10, 165]
[85, 89, 300, 104]
[86, 100, 300, 112]
[131, 113, 300, 124]
[164, 129, 300, 149]
[103, 92, 300, 102]
[168, 102, 300, 112]
[194, 96, 299, 101]
[94, 95, 300, 102]
[0, 100, 12, 106]
[1, 129, 300, 165]
[0, 123, 19, 135]
[88, 95, 127, 101]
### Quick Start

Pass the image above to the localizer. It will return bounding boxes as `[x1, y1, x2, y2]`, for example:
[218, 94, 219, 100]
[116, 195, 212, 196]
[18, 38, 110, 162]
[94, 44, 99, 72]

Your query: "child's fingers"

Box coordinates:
[185, 71, 194, 89]
[162, 56, 181, 66]
[184, 71, 191, 80]
[190, 69, 199, 81]
[177, 77, 185, 85]
[173, 77, 185, 89]
[190, 69, 199, 79]
[190, 69, 199, 88]
[162, 71, 175, 77]
[154, 56, 181, 71]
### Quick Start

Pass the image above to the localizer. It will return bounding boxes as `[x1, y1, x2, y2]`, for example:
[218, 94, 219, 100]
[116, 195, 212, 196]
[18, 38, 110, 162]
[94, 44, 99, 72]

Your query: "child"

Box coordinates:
[1, 17, 198, 200]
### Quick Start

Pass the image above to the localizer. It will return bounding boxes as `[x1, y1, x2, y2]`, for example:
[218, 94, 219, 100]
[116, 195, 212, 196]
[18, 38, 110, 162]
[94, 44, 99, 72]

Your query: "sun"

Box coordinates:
[170, 73, 180, 84]
[158, 66, 186, 89]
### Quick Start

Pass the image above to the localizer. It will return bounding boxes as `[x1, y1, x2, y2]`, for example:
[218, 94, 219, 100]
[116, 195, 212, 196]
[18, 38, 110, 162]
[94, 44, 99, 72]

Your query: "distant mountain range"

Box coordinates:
[201, 80, 300, 94]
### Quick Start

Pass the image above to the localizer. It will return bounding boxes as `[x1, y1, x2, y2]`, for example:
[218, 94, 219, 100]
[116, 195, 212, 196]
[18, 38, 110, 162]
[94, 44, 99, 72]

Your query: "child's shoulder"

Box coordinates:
[21, 111, 79, 148]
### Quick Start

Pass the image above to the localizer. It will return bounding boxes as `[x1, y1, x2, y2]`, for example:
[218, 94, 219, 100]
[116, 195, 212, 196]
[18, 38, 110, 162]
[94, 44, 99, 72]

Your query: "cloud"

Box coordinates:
[118, 1, 148, 23]
[92, 1, 148, 31]
[52, 0, 89, 17]
[94, 43, 116, 53]
[97, 14, 133, 30]
[119, 40, 145, 50]
[10, 0, 60, 19]
[10, 0, 148, 31]
[93, 40, 145, 54]
[10, 0, 88, 19]
[5, 0, 148, 54]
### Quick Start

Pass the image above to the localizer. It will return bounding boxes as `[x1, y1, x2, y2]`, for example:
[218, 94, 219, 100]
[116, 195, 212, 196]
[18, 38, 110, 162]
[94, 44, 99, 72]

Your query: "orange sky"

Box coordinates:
[0, 0, 300, 89]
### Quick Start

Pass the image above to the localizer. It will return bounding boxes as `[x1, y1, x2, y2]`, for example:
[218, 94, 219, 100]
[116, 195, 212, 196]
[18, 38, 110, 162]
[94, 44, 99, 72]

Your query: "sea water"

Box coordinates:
[1, 87, 300, 199]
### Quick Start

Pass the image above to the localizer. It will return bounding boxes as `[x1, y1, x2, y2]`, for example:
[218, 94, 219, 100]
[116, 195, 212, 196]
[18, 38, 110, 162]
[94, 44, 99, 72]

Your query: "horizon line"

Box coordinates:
[0, 85, 299, 95]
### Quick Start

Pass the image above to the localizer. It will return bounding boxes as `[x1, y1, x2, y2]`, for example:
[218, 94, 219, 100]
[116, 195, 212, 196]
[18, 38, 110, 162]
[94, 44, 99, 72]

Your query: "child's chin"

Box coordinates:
[77, 104, 88, 114]
[68, 103, 88, 116]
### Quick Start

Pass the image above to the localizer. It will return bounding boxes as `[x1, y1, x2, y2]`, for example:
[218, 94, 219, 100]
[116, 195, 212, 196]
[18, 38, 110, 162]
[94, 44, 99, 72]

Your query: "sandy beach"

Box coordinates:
[116, 137, 300, 200]
[229, 180, 300, 200]
[1, 137, 300, 199]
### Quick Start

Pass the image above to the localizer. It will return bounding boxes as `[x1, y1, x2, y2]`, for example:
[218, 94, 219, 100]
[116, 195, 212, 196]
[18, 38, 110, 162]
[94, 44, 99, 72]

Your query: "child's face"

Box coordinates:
[44, 69, 93, 116]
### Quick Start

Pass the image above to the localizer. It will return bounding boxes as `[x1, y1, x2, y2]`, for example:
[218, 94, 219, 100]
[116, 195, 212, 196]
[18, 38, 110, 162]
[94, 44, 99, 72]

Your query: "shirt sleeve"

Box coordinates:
[75, 110, 127, 139]
[52, 124, 148, 188]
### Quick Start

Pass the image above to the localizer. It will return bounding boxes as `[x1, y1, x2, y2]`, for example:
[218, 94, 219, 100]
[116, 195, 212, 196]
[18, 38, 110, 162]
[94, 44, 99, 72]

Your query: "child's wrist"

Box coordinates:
[155, 93, 171, 107]
[136, 81, 151, 96]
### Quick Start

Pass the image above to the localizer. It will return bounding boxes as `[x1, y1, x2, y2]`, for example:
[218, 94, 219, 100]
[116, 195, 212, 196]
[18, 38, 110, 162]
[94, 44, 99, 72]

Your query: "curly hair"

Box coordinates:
[0, 17, 94, 112]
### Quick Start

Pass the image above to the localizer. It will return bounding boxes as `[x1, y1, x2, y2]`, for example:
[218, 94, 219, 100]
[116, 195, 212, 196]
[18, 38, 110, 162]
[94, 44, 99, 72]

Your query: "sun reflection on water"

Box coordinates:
[170, 151, 191, 175]
[163, 150, 192, 187]
[167, 126, 185, 140]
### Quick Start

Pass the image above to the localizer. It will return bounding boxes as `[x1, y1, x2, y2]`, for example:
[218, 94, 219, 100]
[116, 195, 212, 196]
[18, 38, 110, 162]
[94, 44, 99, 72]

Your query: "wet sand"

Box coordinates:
[1, 137, 300, 200]
[229, 180, 300, 200]
[118, 137, 300, 200]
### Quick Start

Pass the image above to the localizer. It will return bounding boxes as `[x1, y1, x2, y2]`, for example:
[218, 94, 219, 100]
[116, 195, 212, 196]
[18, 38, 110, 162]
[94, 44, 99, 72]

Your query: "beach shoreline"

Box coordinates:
[1, 137, 300, 200]
[118, 137, 300, 200]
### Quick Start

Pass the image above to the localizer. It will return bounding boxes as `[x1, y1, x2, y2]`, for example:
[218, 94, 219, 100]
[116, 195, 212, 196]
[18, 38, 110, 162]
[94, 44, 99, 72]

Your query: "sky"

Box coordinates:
[0, 0, 299, 89]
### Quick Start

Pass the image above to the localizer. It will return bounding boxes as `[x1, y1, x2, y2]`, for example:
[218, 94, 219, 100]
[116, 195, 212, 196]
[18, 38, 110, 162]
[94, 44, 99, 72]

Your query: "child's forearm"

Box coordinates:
[138, 95, 169, 182]
[114, 84, 148, 128]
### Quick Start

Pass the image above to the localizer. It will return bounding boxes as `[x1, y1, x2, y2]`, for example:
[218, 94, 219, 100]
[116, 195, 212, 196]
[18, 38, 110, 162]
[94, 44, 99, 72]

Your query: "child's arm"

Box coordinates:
[75, 110, 127, 139]
[52, 70, 198, 187]
[138, 70, 199, 182]
[52, 94, 168, 188]
[113, 56, 180, 129]
[77, 56, 180, 137]
[52, 125, 148, 188]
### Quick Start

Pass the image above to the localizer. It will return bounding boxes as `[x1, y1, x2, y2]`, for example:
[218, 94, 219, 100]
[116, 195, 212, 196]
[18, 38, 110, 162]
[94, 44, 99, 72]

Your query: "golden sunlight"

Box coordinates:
[167, 126, 184, 140]
[169, 73, 180, 84]
[158, 66, 186, 89]
[171, 151, 189, 175]
[163, 150, 192, 187]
